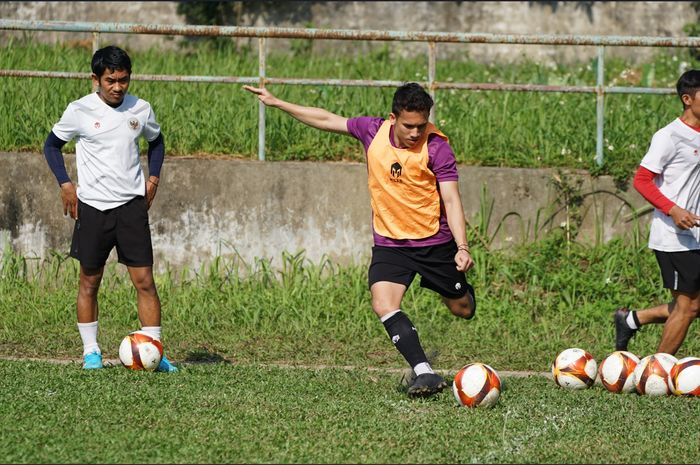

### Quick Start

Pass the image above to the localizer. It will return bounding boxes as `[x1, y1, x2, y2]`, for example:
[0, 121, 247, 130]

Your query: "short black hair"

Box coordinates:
[676, 69, 700, 106]
[391, 82, 433, 116]
[91, 45, 132, 77]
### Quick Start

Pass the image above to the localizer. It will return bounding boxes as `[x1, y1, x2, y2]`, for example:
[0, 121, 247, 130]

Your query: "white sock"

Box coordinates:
[140, 326, 162, 341]
[626, 312, 638, 330]
[77, 321, 100, 356]
[413, 362, 435, 376]
[379, 309, 401, 323]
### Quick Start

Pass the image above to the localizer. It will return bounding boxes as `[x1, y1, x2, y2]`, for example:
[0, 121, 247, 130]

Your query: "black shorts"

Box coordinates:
[654, 250, 700, 294]
[70, 197, 154, 269]
[368, 241, 470, 299]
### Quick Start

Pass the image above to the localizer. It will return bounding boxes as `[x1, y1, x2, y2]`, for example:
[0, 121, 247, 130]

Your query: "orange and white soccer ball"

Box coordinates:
[668, 356, 700, 396]
[598, 351, 640, 394]
[452, 363, 502, 408]
[551, 348, 597, 389]
[633, 353, 677, 396]
[118, 331, 163, 371]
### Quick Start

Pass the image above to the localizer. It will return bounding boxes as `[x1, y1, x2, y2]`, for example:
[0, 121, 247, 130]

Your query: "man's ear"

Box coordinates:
[389, 112, 397, 125]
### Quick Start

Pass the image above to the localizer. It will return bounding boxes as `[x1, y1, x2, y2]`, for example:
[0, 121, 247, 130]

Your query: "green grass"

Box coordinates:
[1, 232, 697, 371]
[1, 39, 698, 181]
[2, 231, 700, 463]
[1, 360, 698, 464]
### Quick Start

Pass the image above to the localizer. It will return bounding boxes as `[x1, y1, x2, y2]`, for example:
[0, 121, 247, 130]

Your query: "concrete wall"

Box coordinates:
[0, 152, 649, 271]
[0, 1, 695, 64]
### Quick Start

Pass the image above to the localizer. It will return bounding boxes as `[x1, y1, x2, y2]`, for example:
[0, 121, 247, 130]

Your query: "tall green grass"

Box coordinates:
[1, 39, 696, 180]
[1, 230, 695, 371]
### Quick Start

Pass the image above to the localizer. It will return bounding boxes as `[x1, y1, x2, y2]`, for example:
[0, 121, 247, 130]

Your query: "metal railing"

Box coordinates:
[2, 19, 698, 163]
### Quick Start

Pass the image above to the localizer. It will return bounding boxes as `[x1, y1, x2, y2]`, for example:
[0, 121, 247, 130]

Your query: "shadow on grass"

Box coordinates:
[182, 347, 232, 364]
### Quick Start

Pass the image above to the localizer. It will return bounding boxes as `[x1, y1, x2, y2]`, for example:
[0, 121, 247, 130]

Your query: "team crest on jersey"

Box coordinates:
[94, 121, 100, 129]
[128, 118, 139, 130]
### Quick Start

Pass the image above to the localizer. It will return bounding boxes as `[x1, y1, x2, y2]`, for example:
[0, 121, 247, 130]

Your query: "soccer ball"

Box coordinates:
[452, 362, 502, 408]
[118, 331, 163, 371]
[668, 356, 700, 396]
[633, 353, 677, 396]
[598, 351, 640, 394]
[551, 348, 597, 389]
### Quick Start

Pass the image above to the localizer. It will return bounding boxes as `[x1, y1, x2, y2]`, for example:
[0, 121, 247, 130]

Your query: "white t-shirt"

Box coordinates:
[640, 118, 700, 251]
[52, 92, 161, 211]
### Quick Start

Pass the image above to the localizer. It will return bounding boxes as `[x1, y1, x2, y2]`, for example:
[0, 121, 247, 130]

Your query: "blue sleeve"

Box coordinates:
[147, 133, 165, 178]
[43, 131, 71, 185]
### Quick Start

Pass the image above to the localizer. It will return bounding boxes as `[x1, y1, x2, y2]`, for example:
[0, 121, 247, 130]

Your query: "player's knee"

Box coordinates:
[132, 277, 156, 295]
[448, 300, 475, 320]
[371, 296, 398, 316]
[79, 283, 100, 299]
[79, 277, 102, 298]
[372, 304, 396, 319]
[449, 290, 476, 320]
[461, 307, 476, 320]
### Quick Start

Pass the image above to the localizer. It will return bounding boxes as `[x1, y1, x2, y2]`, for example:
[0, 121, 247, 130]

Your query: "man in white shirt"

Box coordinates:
[614, 69, 700, 356]
[43, 45, 177, 372]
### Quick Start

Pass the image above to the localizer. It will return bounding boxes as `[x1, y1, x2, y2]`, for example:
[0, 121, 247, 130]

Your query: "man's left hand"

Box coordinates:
[146, 176, 159, 209]
[455, 249, 474, 272]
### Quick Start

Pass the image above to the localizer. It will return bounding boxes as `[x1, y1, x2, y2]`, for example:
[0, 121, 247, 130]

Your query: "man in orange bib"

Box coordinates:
[244, 82, 475, 397]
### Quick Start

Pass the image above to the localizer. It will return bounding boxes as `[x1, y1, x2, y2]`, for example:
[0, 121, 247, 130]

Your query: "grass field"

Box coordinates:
[1, 40, 699, 181]
[2, 233, 700, 463]
[1, 361, 699, 463]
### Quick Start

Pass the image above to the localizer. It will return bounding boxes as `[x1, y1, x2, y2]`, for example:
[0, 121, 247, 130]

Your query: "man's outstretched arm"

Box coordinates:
[243, 85, 350, 135]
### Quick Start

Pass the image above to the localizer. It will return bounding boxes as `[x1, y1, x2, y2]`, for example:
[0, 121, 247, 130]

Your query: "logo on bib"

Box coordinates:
[390, 162, 402, 183]
[128, 118, 139, 130]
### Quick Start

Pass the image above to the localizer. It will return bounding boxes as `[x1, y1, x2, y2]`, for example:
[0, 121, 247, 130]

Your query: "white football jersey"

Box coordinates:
[640, 118, 700, 251]
[52, 92, 161, 211]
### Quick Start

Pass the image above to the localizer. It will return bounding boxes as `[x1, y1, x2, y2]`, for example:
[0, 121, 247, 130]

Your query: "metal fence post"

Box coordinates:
[91, 31, 99, 53]
[595, 45, 605, 166]
[258, 37, 266, 161]
[428, 41, 436, 124]
[91, 32, 99, 92]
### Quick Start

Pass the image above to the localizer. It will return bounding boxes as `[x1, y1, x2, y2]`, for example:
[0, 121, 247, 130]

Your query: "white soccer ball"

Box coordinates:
[551, 348, 597, 389]
[668, 356, 700, 396]
[598, 351, 640, 394]
[452, 362, 502, 408]
[118, 331, 163, 371]
[633, 353, 677, 396]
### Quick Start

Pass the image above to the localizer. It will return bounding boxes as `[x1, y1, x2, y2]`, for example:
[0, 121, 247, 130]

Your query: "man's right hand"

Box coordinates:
[60, 182, 78, 219]
[242, 85, 278, 107]
[242, 84, 349, 134]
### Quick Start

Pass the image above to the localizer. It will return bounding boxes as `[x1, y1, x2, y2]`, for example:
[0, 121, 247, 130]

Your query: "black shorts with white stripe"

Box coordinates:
[654, 249, 700, 293]
[70, 197, 153, 269]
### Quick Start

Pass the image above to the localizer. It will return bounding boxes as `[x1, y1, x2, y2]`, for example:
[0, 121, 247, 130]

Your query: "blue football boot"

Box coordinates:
[156, 354, 178, 373]
[82, 351, 103, 370]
